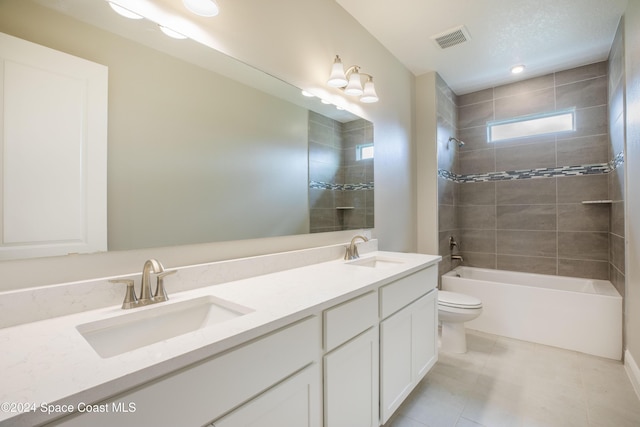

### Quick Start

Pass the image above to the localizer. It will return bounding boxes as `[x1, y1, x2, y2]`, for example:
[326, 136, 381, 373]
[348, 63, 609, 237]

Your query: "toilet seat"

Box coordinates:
[438, 290, 482, 309]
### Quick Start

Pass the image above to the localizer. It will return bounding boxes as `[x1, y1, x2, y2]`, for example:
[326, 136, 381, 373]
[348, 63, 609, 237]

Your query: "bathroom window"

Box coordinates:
[356, 143, 374, 160]
[487, 109, 575, 142]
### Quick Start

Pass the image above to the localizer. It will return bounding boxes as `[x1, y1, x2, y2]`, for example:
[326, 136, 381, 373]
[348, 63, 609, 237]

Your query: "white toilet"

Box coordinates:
[438, 290, 483, 353]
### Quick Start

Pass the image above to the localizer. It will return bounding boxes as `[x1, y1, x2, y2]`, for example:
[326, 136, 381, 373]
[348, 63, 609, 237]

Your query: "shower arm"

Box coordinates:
[448, 136, 465, 148]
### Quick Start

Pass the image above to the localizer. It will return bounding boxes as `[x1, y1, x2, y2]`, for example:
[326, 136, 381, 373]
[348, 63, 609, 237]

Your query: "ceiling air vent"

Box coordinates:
[431, 25, 471, 49]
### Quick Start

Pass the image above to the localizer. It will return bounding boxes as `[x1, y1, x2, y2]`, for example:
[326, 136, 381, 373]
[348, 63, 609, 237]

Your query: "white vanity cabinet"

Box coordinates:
[48, 317, 321, 427]
[323, 291, 379, 427]
[379, 266, 438, 424]
[30, 255, 442, 427]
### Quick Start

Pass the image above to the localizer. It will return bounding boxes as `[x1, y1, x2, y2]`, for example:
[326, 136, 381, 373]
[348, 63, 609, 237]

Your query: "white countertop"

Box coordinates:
[0, 251, 440, 426]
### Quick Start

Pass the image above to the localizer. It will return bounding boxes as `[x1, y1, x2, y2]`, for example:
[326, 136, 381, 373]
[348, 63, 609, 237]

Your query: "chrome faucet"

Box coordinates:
[452, 255, 464, 262]
[344, 235, 369, 260]
[110, 259, 174, 309]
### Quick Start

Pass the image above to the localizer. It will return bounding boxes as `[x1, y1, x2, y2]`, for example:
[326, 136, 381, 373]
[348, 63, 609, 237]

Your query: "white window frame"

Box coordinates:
[487, 109, 576, 143]
[356, 143, 374, 160]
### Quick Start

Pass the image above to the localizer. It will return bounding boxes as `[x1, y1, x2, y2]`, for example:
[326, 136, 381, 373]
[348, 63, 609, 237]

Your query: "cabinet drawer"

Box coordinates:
[380, 266, 436, 319]
[49, 316, 321, 427]
[213, 363, 321, 427]
[324, 291, 377, 352]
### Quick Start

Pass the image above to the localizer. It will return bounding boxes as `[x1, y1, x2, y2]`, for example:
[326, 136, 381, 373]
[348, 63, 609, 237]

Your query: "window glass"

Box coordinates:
[488, 110, 575, 142]
[356, 143, 374, 160]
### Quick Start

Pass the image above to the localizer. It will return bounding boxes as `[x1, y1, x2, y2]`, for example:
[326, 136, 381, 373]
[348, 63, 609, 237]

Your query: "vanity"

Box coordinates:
[0, 244, 440, 427]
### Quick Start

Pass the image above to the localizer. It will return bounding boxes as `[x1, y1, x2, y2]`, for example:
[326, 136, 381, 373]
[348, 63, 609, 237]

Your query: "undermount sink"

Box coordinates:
[346, 255, 406, 268]
[77, 295, 254, 358]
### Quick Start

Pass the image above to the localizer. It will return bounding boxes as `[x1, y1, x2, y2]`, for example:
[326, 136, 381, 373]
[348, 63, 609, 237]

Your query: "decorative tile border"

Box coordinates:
[610, 151, 625, 171]
[309, 181, 374, 190]
[439, 152, 625, 183]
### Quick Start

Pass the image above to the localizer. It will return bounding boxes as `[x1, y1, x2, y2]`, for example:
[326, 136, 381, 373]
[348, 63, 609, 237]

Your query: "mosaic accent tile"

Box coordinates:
[309, 180, 374, 190]
[439, 151, 624, 183]
[610, 151, 625, 171]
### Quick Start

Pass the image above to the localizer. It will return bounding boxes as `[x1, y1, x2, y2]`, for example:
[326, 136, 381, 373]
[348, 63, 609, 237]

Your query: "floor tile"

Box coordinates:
[384, 330, 640, 427]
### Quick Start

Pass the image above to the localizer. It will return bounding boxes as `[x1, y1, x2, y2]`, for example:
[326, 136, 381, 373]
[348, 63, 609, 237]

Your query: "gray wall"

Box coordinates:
[609, 19, 627, 300]
[436, 74, 460, 279]
[624, 0, 640, 371]
[442, 62, 615, 279]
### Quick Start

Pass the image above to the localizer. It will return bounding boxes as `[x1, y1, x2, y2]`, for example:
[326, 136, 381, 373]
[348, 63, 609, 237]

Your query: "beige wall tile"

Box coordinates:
[496, 179, 556, 205]
[558, 203, 610, 232]
[557, 231, 609, 261]
[497, 205, 557, 231]
[497, 255, 557, 275]
[497, 230, 557, 257]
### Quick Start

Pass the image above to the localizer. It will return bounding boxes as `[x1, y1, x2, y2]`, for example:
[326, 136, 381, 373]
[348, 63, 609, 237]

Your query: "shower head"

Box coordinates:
[448, 136, 465, 148]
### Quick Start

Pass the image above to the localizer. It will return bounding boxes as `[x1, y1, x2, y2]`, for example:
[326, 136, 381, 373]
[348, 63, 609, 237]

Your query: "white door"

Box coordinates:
[0, 32, 107, 260]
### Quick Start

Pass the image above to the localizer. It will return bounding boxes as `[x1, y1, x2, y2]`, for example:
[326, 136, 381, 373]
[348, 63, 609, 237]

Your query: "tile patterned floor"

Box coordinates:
[384, 330, 640, 427]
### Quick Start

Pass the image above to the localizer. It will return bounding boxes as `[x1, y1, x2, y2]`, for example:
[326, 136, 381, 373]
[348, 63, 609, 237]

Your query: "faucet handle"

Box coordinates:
[110, 279, 138, 309]
[154, 270, 176, 303]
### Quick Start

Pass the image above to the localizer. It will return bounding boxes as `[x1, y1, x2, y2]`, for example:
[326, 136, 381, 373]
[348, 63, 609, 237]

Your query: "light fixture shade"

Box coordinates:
[344, 71, 363, 96]
[108, 2, 144, 19]
[183, 0, 219, 17]
[327, 56, 348, 87]
[511, 64, 525, 74]
[360, 78, 379, 103]
[159, 25, 188, 39]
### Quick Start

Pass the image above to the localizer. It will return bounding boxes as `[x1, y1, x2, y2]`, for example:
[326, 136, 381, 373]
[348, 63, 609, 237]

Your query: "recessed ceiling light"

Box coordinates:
[108, 2, 143, 19]
[511, 64, 526, 74]
[301, 90, 315, 97]
[158, 25, 188, 39]
[183, 0, 219, 17]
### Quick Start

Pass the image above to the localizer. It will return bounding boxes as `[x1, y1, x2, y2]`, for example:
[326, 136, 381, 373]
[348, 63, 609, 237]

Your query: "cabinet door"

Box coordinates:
[213, 363, 321, 427]
[379, 290, 438, 424]
[380, 304, 413, 423]
[324, 327, 379, 427]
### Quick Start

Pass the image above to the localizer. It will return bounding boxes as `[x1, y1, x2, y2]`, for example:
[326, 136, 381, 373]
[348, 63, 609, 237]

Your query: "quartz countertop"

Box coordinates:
[0, 251, 440, 426]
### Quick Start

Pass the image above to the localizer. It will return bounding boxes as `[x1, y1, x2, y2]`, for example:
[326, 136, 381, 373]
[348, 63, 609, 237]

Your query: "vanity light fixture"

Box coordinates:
[106, 1, 188, 40]
[107, 2, 143, 19]
[511, 64, 526, 74]
[183, 0, 219, 17]
[159, 25, 188, 39]
[327, 55, 379, 103]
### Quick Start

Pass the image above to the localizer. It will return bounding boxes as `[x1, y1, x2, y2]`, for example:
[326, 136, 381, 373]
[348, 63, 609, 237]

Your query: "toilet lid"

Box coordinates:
[438, 290, 482, 309]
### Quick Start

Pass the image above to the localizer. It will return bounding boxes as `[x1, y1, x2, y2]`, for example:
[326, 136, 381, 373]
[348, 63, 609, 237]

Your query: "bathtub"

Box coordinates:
[442, 266, 622, 359]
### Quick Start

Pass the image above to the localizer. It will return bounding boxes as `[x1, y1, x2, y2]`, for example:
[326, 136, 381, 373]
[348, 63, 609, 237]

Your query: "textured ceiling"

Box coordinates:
[337, 0, 628, 94]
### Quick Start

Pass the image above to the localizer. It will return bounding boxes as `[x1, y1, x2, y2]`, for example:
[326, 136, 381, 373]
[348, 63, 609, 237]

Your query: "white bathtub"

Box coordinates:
[442, 266, 622, 359]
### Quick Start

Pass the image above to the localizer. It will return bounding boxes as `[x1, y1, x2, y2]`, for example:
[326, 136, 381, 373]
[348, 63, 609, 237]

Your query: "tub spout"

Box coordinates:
[451, 255, 464, 262]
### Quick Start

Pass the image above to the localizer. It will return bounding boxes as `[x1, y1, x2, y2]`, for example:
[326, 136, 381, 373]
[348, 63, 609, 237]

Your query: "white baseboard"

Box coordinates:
[625, 349, 640, 401]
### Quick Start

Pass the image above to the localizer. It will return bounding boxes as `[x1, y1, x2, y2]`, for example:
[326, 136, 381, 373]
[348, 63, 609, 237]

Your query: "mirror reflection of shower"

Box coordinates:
[449, 235, 463, 263]
[448, 136, 465, 148]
